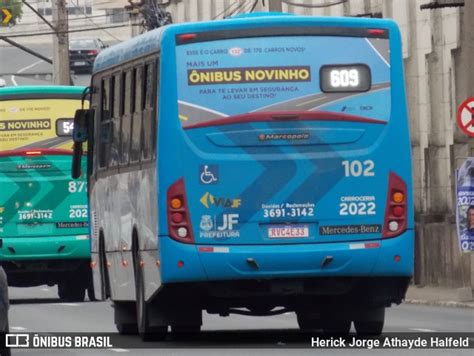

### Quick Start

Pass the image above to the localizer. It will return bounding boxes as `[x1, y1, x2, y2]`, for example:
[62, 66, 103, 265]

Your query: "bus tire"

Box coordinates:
[114, 301, 138, 335]
[87, 285, 96, 302]
[58, 282, 68, 300]
[171, 324, 201, 335]
[134, 243, 167, 341]
[322, 319, 351, 335]
[296, 313, 323, 331]
[67, 282, 86, 302]
[354, 307, 385, 336]
[58, 281, 86, 302]
[116, 323, 138, 335]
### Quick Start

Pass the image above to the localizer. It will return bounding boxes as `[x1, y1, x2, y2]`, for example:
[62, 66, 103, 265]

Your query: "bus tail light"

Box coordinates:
[178, 33, 197, 41]
[382, 172, 407, 238]
[167, 178, 194, 243]
[367, 29, 386, 36]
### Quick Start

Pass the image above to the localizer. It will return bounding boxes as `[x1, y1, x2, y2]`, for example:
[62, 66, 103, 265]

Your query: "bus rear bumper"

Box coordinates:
[159, 230, 414, 283]
[0, 235, 90, 261]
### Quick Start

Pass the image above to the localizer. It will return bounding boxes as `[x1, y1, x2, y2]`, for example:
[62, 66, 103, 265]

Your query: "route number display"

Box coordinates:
[320, 64, 371, 92]
[56, 118, 75, 137]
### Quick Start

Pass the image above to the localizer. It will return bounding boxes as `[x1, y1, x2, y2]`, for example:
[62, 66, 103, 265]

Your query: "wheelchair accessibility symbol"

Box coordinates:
[200, 165, 219, 185]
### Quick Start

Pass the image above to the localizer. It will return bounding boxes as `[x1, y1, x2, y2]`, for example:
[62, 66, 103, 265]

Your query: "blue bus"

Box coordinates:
[72, 13, 413, 339]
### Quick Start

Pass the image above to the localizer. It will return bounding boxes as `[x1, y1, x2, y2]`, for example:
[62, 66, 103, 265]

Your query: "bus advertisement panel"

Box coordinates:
[0, 87, 92, 302]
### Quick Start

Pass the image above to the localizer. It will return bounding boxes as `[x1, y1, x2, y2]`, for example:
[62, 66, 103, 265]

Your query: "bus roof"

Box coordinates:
[0, 85, 85, 98]
[93, 14, 398, 73]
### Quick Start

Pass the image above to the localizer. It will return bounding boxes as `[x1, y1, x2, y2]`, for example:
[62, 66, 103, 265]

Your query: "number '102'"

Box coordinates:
[342, 160, 375, 177]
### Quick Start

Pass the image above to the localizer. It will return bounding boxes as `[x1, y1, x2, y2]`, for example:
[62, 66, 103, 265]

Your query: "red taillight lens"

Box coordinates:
[167, 178, 194, 243]
[178, 33, 197, 41]
[171, 213, 183, 223]
[87, 50, 98, 55]
[367, 29, 386, 36]
[383, 172, 408, 238]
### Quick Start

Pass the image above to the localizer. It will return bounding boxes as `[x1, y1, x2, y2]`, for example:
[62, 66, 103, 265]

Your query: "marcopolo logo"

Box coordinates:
[188, 66, 311, 85]
[258, 133, 310, 141]
[0, 119, 51, 131]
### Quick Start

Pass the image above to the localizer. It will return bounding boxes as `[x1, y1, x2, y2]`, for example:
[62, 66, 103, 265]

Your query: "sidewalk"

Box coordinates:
[405, 285, 474, 308]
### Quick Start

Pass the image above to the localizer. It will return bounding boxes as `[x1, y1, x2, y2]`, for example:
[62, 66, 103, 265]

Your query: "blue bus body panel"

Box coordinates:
[93, 14, 413, 283]
[159, 231, 413, 283]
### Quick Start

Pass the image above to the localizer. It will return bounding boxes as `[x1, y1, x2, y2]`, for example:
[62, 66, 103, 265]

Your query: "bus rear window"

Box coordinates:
[176, 35, 391, 128]
[0, 99, 83, 152]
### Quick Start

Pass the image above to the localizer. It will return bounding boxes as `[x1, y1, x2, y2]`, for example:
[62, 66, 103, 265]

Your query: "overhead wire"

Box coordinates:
[13, 12, 131, 27]
[0, 23, 137, 38]
[224, 0, 252, 18]
[69, 0, 122, 41]
[212, 0, 243, 20]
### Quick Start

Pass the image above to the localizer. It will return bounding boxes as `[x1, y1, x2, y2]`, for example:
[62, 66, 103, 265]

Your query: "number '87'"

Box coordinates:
[68, 181, 86, 193]
[342, 160, 375, 177]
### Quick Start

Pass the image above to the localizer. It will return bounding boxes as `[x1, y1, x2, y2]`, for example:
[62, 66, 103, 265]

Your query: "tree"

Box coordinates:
[0, 0, 23, 25]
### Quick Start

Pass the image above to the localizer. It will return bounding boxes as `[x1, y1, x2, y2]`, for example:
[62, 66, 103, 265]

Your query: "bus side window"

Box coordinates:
[142, 61, 154, 161]
[109, 72, 121, 168]
[152, 59, 159, 159]
[130, 65, 142, 163]
[120, 70, 132, 166]
[99, 77, 111, 169]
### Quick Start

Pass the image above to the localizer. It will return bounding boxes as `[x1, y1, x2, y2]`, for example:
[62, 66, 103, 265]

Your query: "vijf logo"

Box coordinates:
[199, 165, 219, 185]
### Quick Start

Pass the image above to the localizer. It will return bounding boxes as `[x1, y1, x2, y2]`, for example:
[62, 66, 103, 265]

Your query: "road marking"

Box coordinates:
[295, 95, 326, 107]
[54, 303, 81, 307]
[10, 326, 27, 331]
[410, 328, 436, 332]
[110, 349, 130, 353]
[11, 58, 51, 86]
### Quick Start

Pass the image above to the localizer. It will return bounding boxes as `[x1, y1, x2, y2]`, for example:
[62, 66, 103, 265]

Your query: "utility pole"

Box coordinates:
[52, 0, 70, 85]
[268, 0, 283, 12]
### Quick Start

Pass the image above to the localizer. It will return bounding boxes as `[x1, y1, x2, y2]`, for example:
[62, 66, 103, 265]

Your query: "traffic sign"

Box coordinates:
[457, 97, 474, 137]
[1, 8, 12, 25]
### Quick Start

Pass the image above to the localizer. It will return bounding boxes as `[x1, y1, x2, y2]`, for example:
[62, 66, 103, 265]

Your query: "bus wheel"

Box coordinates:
[354, 307, 385, 336]
[87, 285, 96, 302]
[58, 281, 86, 302]
[116, 323, 138, 335]
[296, 313, 323, 331]
[134, 249, 167, 341]
[171, 324, 201, 336]
[322, 319, 351, 335]
[114, 301, 138, 335]
[58, 283, 68, 300]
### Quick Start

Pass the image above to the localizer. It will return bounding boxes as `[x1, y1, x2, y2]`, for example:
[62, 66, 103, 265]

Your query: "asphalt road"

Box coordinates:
[0, 44, 94, 87]
[6, 286, 474, 355]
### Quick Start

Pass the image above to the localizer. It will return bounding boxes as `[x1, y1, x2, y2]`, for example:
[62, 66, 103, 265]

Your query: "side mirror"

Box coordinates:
[73, 109, 92, 143]
[72, 109, 93, 179]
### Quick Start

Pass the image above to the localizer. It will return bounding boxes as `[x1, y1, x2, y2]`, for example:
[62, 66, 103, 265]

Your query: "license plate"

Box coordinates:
[268, 225, 309, 238]
[74, 61, 86, 66]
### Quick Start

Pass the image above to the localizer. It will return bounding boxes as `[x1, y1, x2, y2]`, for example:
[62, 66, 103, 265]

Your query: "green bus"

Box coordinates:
[0, 86, 93, 301]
